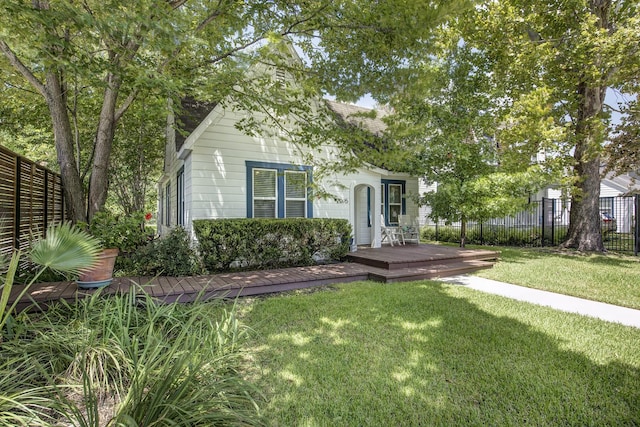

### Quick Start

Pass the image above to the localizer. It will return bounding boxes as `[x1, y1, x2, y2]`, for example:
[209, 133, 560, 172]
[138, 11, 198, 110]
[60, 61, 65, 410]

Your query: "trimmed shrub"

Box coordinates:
[421, 224, 570, 248]
[128, 227, 203, 276]
[193, 218, 351, 272]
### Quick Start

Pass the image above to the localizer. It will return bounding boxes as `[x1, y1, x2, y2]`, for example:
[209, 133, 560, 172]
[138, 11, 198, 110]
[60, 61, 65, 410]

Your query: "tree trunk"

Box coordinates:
[561, 84, 606, 252]
[45, 72, 88, 223]
[88, 73, 121, 220]
[460, 216, 467, 248]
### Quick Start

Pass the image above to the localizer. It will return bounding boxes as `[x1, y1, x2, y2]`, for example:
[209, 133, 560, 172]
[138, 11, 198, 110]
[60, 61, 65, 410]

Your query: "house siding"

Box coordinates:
[161, 102, 419, 247]
[418, 179, 437, 225]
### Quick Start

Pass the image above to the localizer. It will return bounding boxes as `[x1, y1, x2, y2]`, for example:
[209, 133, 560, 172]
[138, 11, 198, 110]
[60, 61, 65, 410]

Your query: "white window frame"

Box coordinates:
[285, 170, 308, 218]
[253, 168, 278, 218]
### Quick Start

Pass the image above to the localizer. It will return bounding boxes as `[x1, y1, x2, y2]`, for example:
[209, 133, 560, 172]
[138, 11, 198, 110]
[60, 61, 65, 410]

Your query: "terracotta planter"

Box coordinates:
[77, 248, 119, 289]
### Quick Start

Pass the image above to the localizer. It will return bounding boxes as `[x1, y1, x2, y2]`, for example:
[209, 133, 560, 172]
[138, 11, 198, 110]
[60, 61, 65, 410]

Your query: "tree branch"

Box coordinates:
[115, 89, 138, 122]
[0, 40, 49, 101]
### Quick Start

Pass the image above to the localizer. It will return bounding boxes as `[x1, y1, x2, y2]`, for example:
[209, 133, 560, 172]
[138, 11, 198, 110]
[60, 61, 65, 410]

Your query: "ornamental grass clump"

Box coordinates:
[0, 222, 101, 425]
[0, 288, 262, 426]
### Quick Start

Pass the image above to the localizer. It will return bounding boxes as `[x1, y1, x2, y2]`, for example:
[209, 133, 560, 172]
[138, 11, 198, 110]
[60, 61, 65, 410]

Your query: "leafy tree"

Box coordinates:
[0, 63, 55, 165]
[0, 0, 459, 223]
[465, 0, 640, 251]
[109, 95, 166, 215]
[605, 98, 640, 177]
[385, 34, 553, 246]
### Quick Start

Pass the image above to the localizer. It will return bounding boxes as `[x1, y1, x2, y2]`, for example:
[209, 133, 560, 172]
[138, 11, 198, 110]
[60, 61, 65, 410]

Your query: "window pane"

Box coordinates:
[599, 197, 613, 215]
[286, 200, 305, 218]
[254, 169, 276, 197]
[389, 185, 401, 204]
[254, 200, 276, 218]
[177, 169, 184, 226]
[389, 205, 401, 224]
[165, 183, 171, 226]
[285, 171, 306, 198]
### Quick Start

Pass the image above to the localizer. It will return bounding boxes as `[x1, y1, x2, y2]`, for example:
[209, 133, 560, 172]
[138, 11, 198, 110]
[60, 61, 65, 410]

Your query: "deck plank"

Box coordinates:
[8, 244, 498, 312]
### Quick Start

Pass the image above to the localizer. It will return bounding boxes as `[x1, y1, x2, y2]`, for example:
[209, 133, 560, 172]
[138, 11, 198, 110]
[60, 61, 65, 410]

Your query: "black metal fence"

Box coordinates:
[0, 145, 66, 259]
[422, 196, 640, 255]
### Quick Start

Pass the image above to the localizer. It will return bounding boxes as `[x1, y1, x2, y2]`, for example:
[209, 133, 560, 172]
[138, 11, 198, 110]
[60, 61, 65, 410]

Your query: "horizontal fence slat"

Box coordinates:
[0, 145, 65, 259]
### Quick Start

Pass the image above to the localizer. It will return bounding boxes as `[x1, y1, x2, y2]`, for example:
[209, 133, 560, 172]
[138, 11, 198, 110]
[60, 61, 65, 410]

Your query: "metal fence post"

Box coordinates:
[541, 197, 546, 247]
[551, 198, 556, 245]
[635, 195, 639, 256]
[13, 156, 21, 250]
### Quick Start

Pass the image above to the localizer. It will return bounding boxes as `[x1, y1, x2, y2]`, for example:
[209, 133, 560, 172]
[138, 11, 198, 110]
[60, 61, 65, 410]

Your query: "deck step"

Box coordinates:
[367, 260, 495, 283]
[346, 245, 500, 270]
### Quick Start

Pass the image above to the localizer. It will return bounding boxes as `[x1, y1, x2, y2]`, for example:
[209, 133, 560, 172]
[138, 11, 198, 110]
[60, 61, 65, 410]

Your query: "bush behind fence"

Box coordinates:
[422, 196, 640, 254]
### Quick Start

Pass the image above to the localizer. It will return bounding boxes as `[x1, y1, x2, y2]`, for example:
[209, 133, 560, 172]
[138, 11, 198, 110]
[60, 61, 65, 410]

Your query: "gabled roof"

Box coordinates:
[325, 100, 388, 136]
[602, 172, 640, 196]
[174, 97, 388, 153]
[175, 97, 218, 151]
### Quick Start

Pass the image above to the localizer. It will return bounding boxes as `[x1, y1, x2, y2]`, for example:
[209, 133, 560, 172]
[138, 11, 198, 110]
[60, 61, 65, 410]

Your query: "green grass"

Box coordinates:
[474, 246, 640, 310]
[242, 281, 640, 426]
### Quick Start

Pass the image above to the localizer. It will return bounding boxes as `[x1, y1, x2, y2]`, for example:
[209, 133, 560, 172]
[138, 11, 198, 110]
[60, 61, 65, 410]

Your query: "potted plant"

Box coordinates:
[77, 211, 152, 289]
[2, 222, 101, 329]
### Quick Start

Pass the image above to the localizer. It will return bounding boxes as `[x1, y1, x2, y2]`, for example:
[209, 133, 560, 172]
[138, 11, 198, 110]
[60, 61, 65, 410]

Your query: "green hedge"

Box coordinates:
[193, 218, 352, 272]
[421, 224, 569, 247]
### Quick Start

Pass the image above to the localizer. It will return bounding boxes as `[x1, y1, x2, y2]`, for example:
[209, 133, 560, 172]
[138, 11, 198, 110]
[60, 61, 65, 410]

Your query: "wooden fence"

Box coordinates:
[0, 145, 65, 259]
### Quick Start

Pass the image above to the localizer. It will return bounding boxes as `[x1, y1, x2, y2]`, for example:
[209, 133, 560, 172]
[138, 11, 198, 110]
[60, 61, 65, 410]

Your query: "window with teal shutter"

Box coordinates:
[381, 180, 406, 225]
[246, 161, 313, 218]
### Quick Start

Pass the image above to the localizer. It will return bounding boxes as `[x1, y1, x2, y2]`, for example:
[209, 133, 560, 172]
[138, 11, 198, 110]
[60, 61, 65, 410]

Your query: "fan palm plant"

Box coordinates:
[0, 222, 101, 334]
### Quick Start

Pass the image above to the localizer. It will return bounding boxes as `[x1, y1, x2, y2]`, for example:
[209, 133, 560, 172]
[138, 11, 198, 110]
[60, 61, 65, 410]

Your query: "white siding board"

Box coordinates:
[162, 96, 421, 250]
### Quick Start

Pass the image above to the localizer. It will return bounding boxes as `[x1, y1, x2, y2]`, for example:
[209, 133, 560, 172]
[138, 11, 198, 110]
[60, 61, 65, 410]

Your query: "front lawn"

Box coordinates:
[474, 246, 640, 310]
[242, 281, 640, 426]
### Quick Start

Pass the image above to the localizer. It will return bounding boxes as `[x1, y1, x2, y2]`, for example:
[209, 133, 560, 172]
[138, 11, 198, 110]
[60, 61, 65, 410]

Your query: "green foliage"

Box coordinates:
[30, 222, 101, 276]
[126, 227, 203, 277]
[465, 0, 640, 250]
[1, 290, 261, 426]
[0, 358, 60, 426]
[605, 99, 640, 177]
[422, 224, 570, 248]
[194, 218, 351, 272]
[84, 211, 153, 252]
[1, 223, 100, 336]
[384, 34, 555, 239]
[0, 0, 464, 223]
[109, 96, 166, 215]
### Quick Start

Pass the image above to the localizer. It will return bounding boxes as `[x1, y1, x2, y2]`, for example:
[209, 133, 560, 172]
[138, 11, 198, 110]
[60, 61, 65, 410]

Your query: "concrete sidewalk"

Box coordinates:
[440, 275, 640, 329]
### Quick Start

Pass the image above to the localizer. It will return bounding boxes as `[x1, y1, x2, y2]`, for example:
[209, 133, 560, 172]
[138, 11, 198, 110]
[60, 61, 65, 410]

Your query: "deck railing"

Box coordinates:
[0, 145, 65, 258]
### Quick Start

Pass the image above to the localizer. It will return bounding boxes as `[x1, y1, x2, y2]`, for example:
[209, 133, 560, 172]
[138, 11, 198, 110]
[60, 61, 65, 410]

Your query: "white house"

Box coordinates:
[158, 49, 419, 248]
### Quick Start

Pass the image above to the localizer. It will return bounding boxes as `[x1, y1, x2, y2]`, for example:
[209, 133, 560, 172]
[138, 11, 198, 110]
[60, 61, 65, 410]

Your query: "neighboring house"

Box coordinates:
[158, 48, 419, 248]
[507, 173, 638, 232]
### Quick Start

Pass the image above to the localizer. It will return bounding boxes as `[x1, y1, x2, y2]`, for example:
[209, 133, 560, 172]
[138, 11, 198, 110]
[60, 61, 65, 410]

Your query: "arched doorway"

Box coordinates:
[353, 184, 375, 247]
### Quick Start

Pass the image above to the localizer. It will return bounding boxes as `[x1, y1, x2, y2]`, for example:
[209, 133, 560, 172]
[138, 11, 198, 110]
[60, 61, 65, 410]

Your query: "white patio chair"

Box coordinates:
[381, 214, 402, 246]
[399, 214, 420, 244]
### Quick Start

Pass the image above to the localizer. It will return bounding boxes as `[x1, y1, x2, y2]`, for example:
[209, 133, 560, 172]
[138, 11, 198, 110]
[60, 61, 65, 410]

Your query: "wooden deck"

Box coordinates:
[8, 244, 499, 312]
